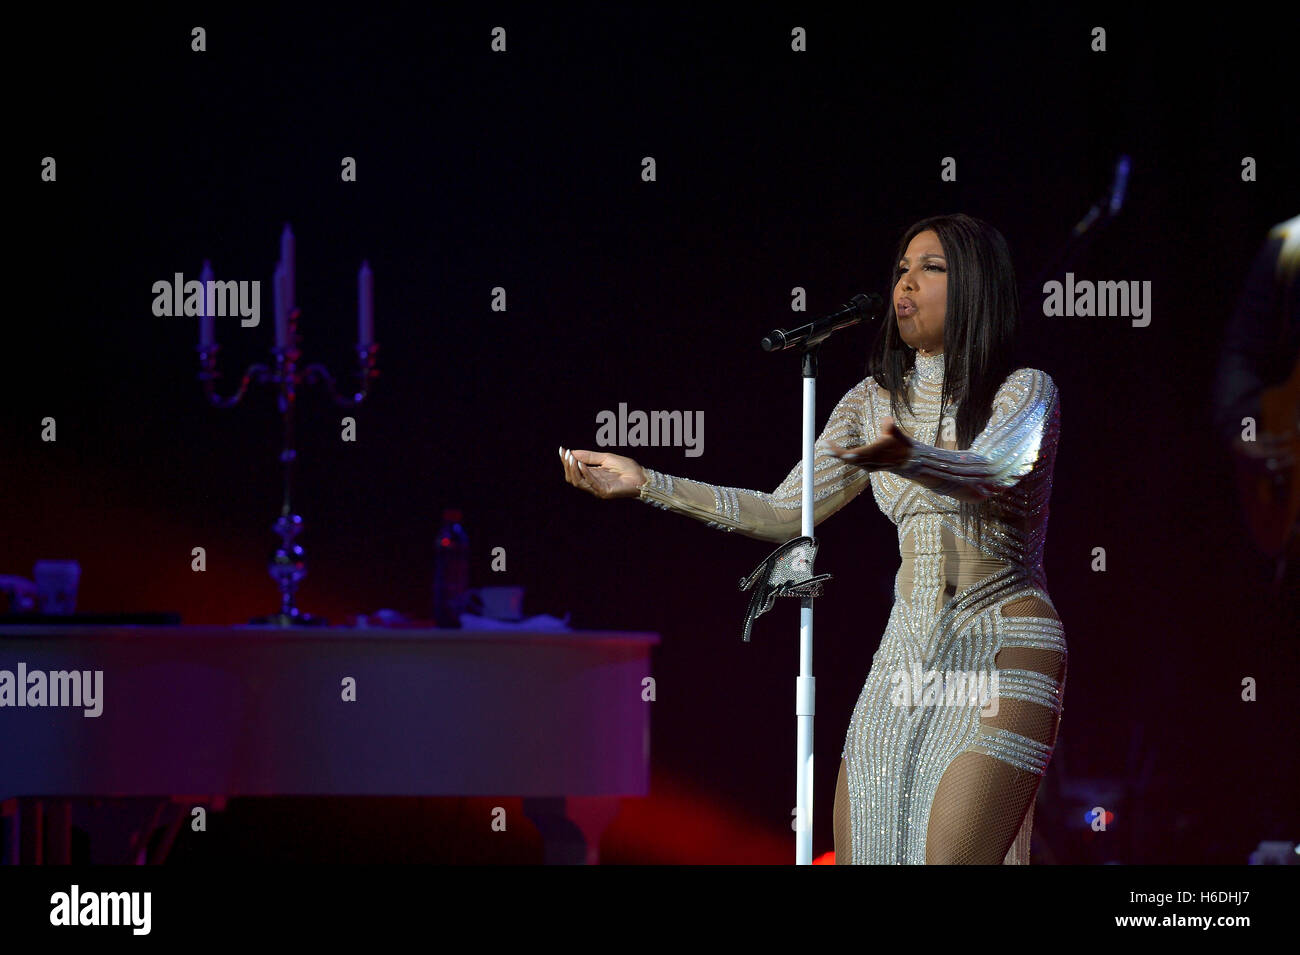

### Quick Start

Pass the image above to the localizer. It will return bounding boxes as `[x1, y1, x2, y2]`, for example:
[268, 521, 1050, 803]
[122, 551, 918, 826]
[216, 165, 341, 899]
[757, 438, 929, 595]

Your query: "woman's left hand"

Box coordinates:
[827, 417, 913, 471]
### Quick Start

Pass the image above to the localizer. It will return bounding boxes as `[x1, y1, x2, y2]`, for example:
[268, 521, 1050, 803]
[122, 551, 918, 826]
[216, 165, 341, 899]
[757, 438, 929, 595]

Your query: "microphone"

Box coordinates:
[1107, 154, 1130, 216]
[1073, 154, 1132, 235]
[761, 292, 884, 352]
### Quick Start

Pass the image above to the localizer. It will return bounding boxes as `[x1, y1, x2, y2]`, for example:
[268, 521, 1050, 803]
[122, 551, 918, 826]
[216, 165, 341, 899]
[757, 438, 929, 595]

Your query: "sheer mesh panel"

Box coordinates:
[835, 642, 1063, 866]
[924, 640, 1064, 864]
[834, 758, 851, 865]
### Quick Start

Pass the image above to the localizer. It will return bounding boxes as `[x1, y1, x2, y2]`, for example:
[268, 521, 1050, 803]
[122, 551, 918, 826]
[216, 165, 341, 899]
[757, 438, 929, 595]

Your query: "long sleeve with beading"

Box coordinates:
[889, 369, 1059, 504]
[636, 378, 878, 542]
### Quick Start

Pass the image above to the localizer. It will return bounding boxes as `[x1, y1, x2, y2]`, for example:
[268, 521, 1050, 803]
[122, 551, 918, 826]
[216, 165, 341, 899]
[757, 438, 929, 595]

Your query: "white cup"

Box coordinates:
[466, 586, 525, 621]
[33, 560, 81, 615]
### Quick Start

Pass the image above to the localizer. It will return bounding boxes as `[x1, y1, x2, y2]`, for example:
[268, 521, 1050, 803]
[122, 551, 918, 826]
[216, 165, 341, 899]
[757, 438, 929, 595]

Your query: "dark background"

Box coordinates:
[6, 6, 1297, 863]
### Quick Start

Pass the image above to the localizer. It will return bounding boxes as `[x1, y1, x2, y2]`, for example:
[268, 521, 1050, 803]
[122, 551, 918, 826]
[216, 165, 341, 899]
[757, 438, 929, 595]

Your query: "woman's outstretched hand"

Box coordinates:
[826, 417, 914, 471]
[558, 446, 648, 499]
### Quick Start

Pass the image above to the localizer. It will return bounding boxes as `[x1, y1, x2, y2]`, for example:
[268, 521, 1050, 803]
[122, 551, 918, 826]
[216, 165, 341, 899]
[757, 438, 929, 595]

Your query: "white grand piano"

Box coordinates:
[0, 624, 658, 864]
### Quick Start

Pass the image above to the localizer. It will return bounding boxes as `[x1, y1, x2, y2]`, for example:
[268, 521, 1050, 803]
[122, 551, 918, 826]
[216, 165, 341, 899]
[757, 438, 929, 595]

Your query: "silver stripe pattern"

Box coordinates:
[723, 488, 740, 524]
[645, 468, 673, 496]
[641, 468, 675, 511]
[969, 725, 1054, 776]
[995, 668, 1064, 715]
[997, 616, 1067, 655]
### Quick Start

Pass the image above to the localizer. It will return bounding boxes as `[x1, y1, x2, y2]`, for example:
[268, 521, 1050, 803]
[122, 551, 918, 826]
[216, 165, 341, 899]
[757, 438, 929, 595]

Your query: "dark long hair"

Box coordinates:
[866, 213, 1023, 544]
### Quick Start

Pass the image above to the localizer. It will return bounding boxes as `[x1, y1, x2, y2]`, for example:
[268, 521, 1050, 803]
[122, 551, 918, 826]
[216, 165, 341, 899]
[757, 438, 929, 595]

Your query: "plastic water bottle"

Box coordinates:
[433, 508, 470, 628]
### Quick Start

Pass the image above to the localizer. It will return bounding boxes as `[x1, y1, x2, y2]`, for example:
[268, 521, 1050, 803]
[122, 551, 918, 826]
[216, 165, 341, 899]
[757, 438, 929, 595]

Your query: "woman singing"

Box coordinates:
[558, 213, 1065, 864]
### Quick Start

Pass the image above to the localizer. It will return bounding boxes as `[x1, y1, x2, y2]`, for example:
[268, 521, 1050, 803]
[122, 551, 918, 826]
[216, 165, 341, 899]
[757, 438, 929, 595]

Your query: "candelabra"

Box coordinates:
[195, 226, 378, 625]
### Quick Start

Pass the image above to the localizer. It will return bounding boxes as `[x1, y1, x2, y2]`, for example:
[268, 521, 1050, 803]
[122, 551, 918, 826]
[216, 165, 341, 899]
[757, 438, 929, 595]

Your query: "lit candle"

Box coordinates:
[274, 261, 288, 348]
[280, 224, 295, 318]
[359, 261, 374, 346]
[199, 260, 214, 347]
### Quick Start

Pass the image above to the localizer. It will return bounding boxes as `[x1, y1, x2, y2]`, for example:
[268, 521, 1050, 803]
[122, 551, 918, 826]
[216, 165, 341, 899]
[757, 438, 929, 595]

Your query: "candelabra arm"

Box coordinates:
[304, 344, 379, 407]
[197, 344, 272, 408]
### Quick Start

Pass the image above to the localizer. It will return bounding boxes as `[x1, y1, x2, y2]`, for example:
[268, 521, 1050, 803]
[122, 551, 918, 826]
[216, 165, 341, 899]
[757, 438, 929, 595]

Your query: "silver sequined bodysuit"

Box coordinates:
[636, 351, 1065, 864]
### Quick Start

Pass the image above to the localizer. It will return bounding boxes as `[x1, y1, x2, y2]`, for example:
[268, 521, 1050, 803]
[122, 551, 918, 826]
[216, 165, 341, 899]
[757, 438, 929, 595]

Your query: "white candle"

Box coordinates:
[274, 261, 288, 348]
[199, 260, 214, 347]
[280, 224, 295, 317]
[359, 261, 374, 346]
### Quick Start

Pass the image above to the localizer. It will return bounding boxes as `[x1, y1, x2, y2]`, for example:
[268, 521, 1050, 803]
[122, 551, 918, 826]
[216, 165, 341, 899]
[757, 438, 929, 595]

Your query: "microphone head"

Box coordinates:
[1109, 155, 1131, 216]
[850, 292, 884, 318]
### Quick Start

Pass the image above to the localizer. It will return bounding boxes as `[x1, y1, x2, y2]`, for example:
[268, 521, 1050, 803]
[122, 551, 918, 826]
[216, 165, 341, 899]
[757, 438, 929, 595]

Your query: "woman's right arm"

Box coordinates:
[561, 378, 878, 543]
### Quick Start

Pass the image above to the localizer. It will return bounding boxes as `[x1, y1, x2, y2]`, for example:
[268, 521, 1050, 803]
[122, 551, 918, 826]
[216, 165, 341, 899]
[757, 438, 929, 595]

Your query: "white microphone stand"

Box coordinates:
[794, 346, 818, 865]
[756, 293, 877, 864]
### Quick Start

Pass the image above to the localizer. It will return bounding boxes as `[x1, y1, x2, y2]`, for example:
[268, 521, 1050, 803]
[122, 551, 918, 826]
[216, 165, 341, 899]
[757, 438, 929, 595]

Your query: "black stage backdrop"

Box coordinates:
[6, 6, 1298, 864]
